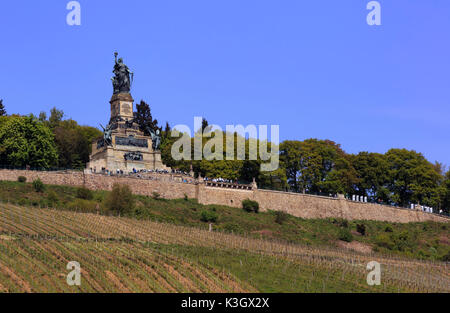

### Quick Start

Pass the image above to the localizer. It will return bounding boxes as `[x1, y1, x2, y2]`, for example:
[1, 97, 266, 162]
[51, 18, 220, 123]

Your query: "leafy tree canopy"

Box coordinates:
[280, 139, 357, 194]
[385, 149, 441, 207]
[0, 115, 58, 168]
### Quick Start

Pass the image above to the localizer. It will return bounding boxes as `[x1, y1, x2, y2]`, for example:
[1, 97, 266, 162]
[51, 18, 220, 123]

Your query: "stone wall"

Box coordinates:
[253, 189, 447, 223]
[0, 169, 197, 200]
[0, 169, 448, 224]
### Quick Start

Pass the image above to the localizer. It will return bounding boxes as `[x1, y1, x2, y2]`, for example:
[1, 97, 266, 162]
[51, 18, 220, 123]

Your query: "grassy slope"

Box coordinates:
[0, 180, 449, 262]
[2, 204, 447, 292]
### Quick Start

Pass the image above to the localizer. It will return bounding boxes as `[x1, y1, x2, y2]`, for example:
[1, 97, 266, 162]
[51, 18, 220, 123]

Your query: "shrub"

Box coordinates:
[221, 222, 243, 234]
[152, 192, 161, 200]
[76, 187, 93, 200]
[275, 211, 289, 225]
[391, 231, 414, 252]
[66, 199, 98, 213]
[332, 218, 349, 228]
[18, 198, 27, 206]
[17, 176, 27, 183]
[242, 199, 259, 213]
[356, 223, 366, 236]
[105, 184, 135, 214]
[441, 251, 450, 262]
[338, 228, 353, 242]
[375, 234, 394, 250]
[94, 193, 104, 202]
[47, 190, 59, 206]
[200, 210, 218, 223]
[340, 219, 349, 228]
[384, 225, 394, 233]
[32, 178, 45, 192]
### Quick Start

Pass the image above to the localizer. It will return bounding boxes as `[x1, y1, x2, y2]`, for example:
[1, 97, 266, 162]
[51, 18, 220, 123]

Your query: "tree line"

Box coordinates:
[0, 101, 101, 170]
[0, 99, 449, 212]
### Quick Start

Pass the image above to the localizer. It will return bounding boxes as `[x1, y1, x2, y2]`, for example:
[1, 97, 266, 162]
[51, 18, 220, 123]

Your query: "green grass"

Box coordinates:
[0, 180, 448, 262]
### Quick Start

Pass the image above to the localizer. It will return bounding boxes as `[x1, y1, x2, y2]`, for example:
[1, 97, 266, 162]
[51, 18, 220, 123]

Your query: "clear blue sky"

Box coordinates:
[1, 1, 449, 165]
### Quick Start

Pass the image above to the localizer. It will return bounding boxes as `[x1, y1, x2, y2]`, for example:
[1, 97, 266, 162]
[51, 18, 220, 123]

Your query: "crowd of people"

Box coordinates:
[92, 167, 192, 177]
[204, 177, 237, 184]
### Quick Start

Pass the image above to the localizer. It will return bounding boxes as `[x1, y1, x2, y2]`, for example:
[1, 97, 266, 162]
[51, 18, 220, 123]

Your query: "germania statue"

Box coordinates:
[111, 52, 134, 94]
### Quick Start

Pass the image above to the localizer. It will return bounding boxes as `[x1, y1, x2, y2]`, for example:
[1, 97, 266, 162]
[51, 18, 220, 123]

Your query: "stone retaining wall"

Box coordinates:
[0, 169, 447, 224]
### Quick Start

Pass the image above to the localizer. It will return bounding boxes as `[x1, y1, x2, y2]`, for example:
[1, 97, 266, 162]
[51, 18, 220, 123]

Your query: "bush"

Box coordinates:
[105, 184, 135, 214]
[220, 222, 243, 234]
[200, 210, 218, 223]
[47, 190, 59, 206]
[375, 234, 394, 250]
[338, 228, 353, 242]
[94, 193, 105, 203]
[76, 187, 93, 200]
[274, 211, 289, 225]
[18, 198, 27, 206]
[441, 251, 450, 262]
[385, 225, 394, 233]
[391, 231, 415, 252]
[66, 199, 98, 213]
[242, 199, 259, 213]
[17, 176, 27, 183]
[332, 218, 349, 228]
[152, 192, 161, 200]
[32, 178, 45, 192]
[356, 223, 366, 236]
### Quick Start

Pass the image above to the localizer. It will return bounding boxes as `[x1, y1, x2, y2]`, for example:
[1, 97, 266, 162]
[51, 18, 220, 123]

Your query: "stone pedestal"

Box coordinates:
[110, 93, 134, 120]
[87, 92, 170, 173]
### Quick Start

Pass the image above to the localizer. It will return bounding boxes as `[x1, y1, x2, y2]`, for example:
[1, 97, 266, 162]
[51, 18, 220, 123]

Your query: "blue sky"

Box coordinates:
[0, 1, 449, 165]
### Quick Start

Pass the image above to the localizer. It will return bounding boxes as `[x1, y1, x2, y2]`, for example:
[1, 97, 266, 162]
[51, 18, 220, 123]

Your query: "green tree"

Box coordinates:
[351, 152, 390, 201]
[163, 121, 171, 139]
[201, 118, 212, 133]
[135, 100, 159, 136]
[0, 99, 6, 116]
[385, 149, 441, 207]
[280, 139, 357, 194]
[48, 107, 64, 129]
[0, 115, 58, 168]
[53, 120, 102, 169]
[258, 167, 288, 191]
[38, 111, 47, 122]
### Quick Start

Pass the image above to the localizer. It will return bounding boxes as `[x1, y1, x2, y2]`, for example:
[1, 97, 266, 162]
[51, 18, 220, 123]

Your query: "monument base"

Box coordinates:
[87, 146, 168, 173]
[87, 92, 170, 173]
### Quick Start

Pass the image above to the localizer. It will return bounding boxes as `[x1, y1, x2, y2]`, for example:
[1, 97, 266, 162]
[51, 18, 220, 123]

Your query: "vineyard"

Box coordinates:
[0, 203, 449, 292]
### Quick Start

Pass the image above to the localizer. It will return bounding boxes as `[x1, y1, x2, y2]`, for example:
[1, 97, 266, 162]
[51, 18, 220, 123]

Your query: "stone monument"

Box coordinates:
[87, 52, 168, 173]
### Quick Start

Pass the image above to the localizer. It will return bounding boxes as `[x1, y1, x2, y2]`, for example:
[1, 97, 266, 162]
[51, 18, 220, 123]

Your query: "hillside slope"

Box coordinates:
[0, 204, 448, 293]
[1, 180, 449, 262]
